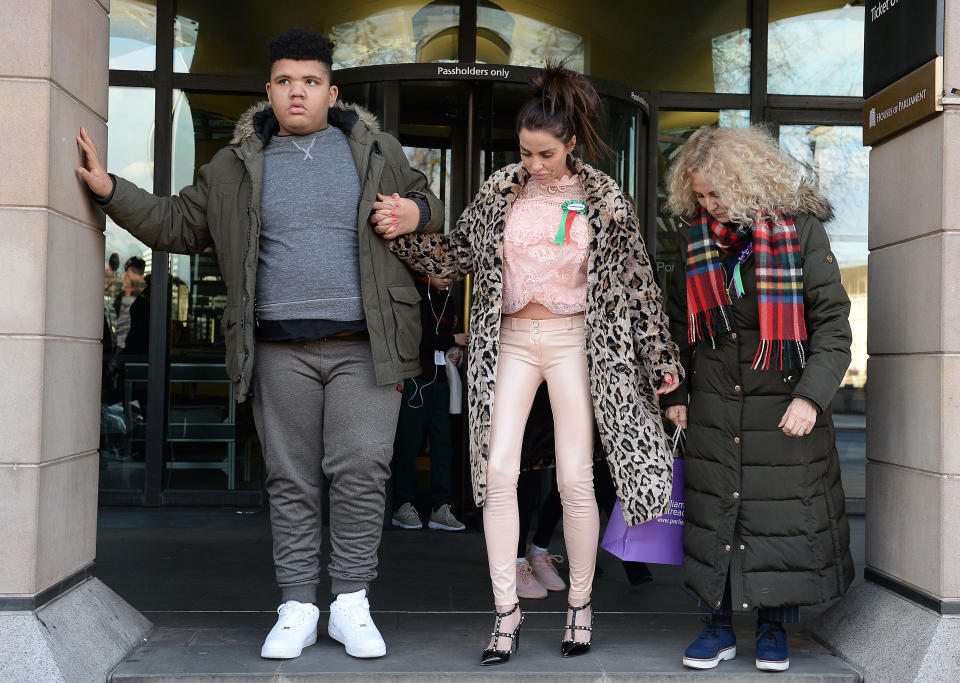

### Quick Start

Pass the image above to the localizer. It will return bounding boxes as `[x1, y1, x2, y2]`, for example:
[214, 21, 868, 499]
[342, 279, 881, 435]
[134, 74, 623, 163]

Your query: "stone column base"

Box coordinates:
[0, 578, 151, 682]
[808, 581, 960, 681]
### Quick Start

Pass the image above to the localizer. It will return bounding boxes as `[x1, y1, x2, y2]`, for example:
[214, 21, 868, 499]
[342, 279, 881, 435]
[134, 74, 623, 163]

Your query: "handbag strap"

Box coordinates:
[671, 425, 685, 452]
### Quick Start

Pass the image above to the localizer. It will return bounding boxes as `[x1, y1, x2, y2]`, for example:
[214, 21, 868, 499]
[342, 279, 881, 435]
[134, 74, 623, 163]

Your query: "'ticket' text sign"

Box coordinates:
[864, 0, 943, 98]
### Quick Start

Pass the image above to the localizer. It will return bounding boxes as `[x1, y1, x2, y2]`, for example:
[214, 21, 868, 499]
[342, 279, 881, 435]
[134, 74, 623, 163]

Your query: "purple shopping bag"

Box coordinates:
[600, 457, 684, 566]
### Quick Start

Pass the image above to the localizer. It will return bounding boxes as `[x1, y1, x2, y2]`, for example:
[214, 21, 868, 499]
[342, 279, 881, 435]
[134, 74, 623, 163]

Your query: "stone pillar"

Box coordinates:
[808, 6, 960, 680]
[0, 1, 149, 680]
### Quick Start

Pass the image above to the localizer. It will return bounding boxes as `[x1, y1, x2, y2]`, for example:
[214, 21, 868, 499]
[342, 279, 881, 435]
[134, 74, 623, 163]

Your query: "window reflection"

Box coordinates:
[779, 125, 868, 384]
[714, 2, 864, 96]
[477, 1, 584, 69]
[328, 3, 461, 68]
[174, 13, 199, 73]
[484, 1, 747, 91]
[166, 92, 265, 491]
[110, 0, 198, 72]
[109, 0, 157, 70]
[158, 0, 752, 90]
[171, 1, 459, 74]
[100, 87, 156, 492]
[712, 28, 751, 94]
[768, 1, 864, 96]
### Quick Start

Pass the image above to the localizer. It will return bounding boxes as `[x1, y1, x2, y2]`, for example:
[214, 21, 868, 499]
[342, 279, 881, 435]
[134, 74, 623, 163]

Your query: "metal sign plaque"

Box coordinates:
[863, 57, 942, 146]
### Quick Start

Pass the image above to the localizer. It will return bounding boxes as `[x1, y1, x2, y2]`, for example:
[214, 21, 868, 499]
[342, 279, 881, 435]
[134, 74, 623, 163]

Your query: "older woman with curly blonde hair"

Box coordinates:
[661, 126, 854, 673]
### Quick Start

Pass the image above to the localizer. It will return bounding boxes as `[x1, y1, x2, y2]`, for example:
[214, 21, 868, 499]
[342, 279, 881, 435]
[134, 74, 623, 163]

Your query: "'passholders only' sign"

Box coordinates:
[864, 0, 943, 98]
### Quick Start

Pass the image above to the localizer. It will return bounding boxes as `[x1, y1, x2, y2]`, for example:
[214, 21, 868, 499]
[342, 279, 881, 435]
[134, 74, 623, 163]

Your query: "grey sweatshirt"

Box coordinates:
[255, 126, 363, 325]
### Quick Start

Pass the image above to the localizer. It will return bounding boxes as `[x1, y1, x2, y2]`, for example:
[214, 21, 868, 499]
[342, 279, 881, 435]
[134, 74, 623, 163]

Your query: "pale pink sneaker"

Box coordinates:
[516, 560, 548, 599]
[526, 548, 567, 592]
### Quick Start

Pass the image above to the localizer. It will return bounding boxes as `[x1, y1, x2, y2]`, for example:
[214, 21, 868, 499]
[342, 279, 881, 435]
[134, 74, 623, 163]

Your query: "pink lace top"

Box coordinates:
[502, 175, 590, 315]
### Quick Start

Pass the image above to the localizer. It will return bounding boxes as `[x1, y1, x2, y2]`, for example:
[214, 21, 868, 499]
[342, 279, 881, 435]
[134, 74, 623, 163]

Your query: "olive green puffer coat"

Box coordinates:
[661, 193, 855, 610]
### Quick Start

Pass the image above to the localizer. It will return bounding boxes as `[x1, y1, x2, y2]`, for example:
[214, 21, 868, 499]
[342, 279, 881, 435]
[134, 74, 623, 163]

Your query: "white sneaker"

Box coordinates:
[260, 600, 320, 659]
[328, 589, 387, 658]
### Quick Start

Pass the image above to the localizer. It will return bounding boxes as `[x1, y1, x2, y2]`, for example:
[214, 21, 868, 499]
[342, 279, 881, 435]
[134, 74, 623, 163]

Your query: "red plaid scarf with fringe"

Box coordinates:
[685, 208, 807, 370]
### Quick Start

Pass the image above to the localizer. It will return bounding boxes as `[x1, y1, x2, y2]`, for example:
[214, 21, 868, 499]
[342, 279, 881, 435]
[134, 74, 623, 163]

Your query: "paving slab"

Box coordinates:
[98, 508, 866, 682]
[109, 611, 859, 682]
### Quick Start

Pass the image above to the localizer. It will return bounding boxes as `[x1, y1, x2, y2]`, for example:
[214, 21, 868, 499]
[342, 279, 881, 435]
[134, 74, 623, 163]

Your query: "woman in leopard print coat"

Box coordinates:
[390, 159, 683, 528]
[379, 64, 682, 662]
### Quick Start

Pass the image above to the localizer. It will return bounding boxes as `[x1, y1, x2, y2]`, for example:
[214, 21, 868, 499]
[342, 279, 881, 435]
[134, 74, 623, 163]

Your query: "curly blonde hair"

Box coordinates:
[666, 126, 806, 224]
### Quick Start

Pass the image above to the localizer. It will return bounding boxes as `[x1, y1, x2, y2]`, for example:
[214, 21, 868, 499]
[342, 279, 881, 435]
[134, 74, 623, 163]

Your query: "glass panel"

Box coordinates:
[477, 2, 585, 70]
[404, 146, 453, 229]
[337, 82, 386, 128]
[481, 82, 528, 181]
[173, 1, 458, 74]
[477, 0, 749, 92]
[165, 92, 264, 491]
[100, 87, 156, 493]
[396, 80, 464, 222]
[768, 0, 865, 96]
[655, 111, 750, 291]
[595, 97, 637, 204]
[333, 1, 460, 67]
[109, 0, 157, 70]
[779, 124, 868, 498]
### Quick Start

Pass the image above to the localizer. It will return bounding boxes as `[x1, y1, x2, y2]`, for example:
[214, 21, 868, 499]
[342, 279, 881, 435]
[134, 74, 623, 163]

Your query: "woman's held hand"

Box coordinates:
[778, 397, 818, 437]
[665, 405, 687, 429]
[656, 372, 681, 396]
[369, 193, 419, 239]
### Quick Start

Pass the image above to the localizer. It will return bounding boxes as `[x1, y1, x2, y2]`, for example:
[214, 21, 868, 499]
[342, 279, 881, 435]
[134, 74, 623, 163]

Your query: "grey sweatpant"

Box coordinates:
[251, 338, 402, 603]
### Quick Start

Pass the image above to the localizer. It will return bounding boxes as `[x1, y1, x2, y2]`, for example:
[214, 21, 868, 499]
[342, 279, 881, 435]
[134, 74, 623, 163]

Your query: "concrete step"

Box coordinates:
[109, 611, 861, 682]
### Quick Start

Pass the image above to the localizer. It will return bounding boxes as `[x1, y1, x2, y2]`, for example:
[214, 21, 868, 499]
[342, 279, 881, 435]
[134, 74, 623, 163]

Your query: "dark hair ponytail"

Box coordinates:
[516, 61, 608, 160]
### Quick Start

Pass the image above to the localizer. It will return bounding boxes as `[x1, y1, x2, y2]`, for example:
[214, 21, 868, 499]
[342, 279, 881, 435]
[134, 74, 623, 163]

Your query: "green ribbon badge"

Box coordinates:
[554, 200, 587, 245]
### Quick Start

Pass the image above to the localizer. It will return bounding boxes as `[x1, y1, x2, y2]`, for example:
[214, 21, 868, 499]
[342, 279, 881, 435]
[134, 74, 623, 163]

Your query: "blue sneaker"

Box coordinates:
[682, 618, 736, 669]
[755, 622, 790, 671]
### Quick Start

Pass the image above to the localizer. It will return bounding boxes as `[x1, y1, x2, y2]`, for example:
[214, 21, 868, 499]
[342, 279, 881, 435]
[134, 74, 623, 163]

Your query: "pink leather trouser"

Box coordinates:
[483, 315, 599, 606]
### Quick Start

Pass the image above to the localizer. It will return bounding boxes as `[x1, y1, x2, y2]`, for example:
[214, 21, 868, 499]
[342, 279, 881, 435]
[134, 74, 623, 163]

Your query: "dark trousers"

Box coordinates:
[700, 572, 800, 624]
[517, 469, 563, 557]
[393, 377, 454, 510]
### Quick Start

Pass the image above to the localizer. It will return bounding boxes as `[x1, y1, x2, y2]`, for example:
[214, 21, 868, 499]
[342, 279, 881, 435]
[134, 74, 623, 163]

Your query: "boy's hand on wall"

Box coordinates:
[76, 127, 113, 199]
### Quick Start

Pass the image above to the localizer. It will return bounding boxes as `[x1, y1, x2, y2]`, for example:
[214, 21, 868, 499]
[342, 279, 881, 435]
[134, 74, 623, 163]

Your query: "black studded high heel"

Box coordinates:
[480, 603, 523, 666]
[561, 601, 593, 657]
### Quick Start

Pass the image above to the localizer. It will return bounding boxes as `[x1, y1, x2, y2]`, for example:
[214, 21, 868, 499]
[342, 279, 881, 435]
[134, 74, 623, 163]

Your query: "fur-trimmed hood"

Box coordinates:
[230, 100, 380, 146]
[794, 183, 834, 223]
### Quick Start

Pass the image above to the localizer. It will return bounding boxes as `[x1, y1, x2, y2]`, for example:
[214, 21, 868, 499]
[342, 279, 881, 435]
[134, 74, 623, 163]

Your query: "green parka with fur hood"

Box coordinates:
[661, 188, 855, 610]
[99, 102, 444, 399]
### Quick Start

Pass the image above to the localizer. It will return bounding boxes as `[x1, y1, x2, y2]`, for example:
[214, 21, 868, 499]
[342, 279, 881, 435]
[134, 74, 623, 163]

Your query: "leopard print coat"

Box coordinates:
[392, 157, 683, 525]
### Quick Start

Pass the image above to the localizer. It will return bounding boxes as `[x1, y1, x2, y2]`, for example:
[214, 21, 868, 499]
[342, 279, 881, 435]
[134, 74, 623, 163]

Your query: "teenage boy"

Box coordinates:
[77, 28, 443, 660]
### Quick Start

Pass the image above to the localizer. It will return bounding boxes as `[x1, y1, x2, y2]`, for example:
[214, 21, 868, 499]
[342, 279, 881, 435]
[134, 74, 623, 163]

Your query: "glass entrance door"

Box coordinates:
[338, 73, 649, 514]
[98, 65, 648, 505]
